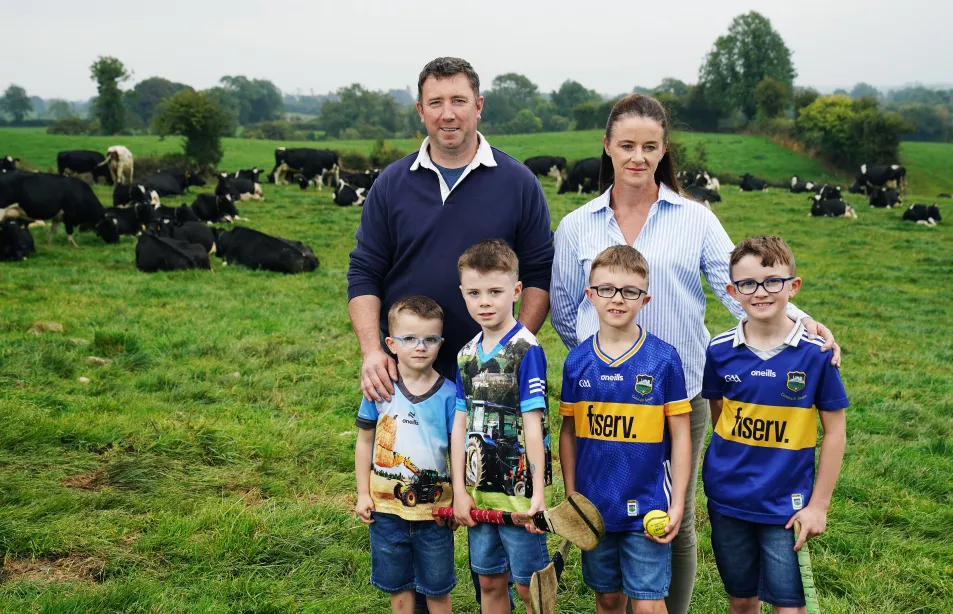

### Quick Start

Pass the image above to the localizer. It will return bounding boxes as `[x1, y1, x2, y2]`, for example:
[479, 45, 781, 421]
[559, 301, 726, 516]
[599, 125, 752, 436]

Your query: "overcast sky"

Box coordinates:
[3, 0, 949, 100]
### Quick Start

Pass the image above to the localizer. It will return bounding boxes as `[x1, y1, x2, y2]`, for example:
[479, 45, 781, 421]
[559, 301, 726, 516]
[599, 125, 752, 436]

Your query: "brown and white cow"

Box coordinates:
[107, 146, 134, 184]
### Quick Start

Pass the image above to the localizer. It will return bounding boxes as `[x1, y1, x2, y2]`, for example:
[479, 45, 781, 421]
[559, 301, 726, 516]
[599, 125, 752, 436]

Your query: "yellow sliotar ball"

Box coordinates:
[644, 510, 670, 537]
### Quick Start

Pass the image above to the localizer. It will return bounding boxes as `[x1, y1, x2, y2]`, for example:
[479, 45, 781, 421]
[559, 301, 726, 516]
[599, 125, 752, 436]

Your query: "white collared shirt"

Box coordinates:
[733, 317, 806, 361]
[409, 131, 497, 203]
[551, 183, 808, 397]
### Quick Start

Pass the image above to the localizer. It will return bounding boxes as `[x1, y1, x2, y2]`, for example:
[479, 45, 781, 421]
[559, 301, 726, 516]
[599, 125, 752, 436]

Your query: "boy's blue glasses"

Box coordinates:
[391, 335, 443, 349]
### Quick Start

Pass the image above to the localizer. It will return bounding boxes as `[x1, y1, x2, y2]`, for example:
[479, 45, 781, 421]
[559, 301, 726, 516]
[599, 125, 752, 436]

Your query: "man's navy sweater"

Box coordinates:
[347, 147, 554, 376]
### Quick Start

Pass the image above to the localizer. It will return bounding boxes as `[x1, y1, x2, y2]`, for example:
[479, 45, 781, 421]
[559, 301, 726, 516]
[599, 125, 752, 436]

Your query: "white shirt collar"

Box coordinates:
[583, 182, 688, 214]
[409, 132, 496, 203]
[733, 317, 805, 348]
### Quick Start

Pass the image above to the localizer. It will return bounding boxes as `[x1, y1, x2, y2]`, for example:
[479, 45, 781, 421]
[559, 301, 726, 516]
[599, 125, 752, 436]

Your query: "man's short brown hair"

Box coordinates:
[729, 236, 796, 277]
[417, 57, 481, 101]
[387, 295, 444, 333]
[589, 245, 650, 283]
[457, 239, 518, 278]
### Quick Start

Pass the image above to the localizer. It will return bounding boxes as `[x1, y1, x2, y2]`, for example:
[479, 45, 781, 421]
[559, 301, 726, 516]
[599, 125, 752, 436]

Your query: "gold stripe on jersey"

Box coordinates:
[665, 399, 693, 417]
[566, 401, 666, 443]
[592, 328, 647, 367]
[715, 399, 818, 450]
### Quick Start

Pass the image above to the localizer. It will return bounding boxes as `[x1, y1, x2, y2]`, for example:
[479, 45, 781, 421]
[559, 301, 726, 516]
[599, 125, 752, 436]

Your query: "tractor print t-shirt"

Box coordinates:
[701, 318, 849, 524]
[559, 328, 692, 532]
[356, 375, 456, 521]
[455, 322, 554, 512]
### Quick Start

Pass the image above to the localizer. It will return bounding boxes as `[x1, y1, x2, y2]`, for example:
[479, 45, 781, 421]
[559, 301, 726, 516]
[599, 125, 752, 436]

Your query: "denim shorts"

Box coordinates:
[581, 530, 671, 600]
[468, 523, 550, 585]
[368, 512, 456, 597]
[708, 505, 806, 607]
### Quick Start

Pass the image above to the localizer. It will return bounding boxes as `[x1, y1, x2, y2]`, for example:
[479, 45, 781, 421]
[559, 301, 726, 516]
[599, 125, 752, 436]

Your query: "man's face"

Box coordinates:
[416, 74, 484, 159]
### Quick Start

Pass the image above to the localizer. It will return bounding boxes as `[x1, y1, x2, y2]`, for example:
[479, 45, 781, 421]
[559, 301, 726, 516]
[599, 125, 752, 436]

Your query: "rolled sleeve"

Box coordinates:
[346, 178, 393, 301]
[550, 216, 584, 350]
[699, 210, 746, 321]
[516, 180, 554, 291]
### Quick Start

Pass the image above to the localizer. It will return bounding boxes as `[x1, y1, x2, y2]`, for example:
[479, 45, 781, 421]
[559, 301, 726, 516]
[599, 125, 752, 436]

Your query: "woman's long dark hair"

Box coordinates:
[598, 94, 680, 194]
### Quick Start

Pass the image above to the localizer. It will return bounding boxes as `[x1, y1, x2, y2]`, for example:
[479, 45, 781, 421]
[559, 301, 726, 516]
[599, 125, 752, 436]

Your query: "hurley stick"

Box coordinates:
[794, 520, 821, 614]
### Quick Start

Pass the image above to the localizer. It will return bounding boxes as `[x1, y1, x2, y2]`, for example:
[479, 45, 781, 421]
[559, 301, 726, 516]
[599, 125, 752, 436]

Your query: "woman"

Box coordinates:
[550, 94, 841, 614]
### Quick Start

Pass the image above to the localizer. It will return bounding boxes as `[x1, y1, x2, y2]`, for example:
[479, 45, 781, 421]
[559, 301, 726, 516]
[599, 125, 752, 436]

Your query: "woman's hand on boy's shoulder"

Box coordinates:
[786, 505, 828, 551]
[802, 318, 842, 368]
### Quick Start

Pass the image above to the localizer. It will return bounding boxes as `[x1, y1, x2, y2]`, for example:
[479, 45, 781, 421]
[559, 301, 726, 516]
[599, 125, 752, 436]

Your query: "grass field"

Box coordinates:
[1, 131, 952, 612]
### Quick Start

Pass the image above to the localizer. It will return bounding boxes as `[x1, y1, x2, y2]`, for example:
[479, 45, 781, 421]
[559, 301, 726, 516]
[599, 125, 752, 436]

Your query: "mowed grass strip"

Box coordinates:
[0, 136, 952, 612]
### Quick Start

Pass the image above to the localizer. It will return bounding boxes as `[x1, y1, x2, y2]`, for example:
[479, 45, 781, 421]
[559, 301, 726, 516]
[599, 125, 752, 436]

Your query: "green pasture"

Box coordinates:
[0, 131, 952, 612]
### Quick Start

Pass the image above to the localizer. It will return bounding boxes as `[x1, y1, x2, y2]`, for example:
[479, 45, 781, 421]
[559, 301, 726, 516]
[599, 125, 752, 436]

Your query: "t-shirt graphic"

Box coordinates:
[356, 376, 456, 520]
[455, 322, 553, 512]
[701, 319, 849, 524]
[559, 328, 692, 532]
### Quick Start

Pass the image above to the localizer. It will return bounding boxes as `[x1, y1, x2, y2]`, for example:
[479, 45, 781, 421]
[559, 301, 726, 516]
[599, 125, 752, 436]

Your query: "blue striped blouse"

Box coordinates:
[551, 184, 806, 398]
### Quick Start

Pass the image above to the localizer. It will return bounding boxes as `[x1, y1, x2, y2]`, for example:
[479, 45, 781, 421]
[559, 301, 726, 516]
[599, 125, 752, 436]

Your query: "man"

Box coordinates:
[347, 57, 555, 612]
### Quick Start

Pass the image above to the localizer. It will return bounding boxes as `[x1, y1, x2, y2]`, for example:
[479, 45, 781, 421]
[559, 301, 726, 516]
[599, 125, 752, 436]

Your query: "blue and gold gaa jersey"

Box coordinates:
[560, 327, 692, 532]
[701, 319, 849, 524]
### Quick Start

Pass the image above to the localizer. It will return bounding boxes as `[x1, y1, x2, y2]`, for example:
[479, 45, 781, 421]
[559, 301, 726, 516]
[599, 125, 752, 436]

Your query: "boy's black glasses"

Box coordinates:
[391, 335, 443, 349]
[589, 285, 647, 301]
[731, 277, 795, 295]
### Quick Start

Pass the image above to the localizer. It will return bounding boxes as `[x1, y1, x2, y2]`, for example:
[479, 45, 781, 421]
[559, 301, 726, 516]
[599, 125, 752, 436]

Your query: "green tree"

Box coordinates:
[0, 85, 32, 122]
[754, 76, 788, 119]
[48, 100, 75, 120]
[897, 103, 950, 142]
[153, 90, 231, 169]
[125, 77, 193, 124]
[793, 87, 820, 123]
[507, 109, 543, 134]
[219, 76, 283, 124]
[572, 102, 601, 130]
[698, 11, 796, 119]
[655, 78, 689, 97]
[319, 84, 400, 139]
[679, 84, 723, 131]
[850, 82, 881, 100]
[798, 95, 909, 168]
[551, 80, 600, 117]
[90, 56, 131, 134]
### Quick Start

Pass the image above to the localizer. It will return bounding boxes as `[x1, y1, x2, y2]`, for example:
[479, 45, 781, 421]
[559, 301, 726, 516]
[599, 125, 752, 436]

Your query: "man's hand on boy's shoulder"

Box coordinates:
[355, 494, 376, 524]
[786, 505, 828, 551]
[361, 348, 398, 402]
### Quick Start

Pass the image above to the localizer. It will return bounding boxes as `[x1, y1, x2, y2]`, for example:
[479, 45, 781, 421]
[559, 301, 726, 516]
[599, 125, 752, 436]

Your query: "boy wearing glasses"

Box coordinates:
[559, 245, 692, 614]
[354, 295, 457, 614]
[702, 236, 848, 614]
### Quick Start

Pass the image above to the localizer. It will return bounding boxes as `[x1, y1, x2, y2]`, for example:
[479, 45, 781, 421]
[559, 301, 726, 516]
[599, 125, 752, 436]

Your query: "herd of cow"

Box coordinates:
[0, 145, 944, 267]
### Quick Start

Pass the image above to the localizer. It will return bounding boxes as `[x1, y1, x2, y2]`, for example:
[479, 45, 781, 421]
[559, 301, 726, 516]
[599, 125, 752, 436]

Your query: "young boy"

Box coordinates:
[451, 239, 553, 614]
[559, 245, 693, 614]
[702, 236, 848, 614]
[354, 296, 457, 614]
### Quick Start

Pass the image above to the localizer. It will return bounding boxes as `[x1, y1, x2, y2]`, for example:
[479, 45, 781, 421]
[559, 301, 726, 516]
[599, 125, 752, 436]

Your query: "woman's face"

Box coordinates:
[603, 115, 666, 190]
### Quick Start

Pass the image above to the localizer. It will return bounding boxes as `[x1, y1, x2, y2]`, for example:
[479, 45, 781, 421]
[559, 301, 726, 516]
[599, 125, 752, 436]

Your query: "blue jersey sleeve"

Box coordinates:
[701, 345, 725, 400]
[455, 368, 467, 413]
[664, 348, 692, 416]
[356, 397, 378, 429]
[815, 358, 849, 411]
[558, 355, 577, 416]
[518, 345, 548, 413]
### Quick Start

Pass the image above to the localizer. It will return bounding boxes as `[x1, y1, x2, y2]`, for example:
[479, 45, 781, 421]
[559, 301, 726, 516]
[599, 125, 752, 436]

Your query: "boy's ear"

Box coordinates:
[789, 277, 802, 297]
[513, 280, 523, 300]
[585, 286, 595, 303]
[384, 336, 398, 354]
[726, 284, 737, 300]
[641, 294, 651, 307]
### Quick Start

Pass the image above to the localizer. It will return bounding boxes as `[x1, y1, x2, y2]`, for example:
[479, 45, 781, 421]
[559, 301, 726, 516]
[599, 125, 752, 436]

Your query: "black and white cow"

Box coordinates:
[850, 164, 907, 195]
[815, 185, 843, 200]
[902, 203, 941, 227]
[234, 168, 260, 183]
[811, 195, 857, 218]
[113, 183, 160, 206]
[523, 156, 567, 181]
[215, 226, 319, 273]
[1, 155, 18, 172]
[148, 219, 217, 253]
[97, 203, 154, 243]
[333, 181, 368, 207]
[153, 203, 201, 224]
[937, 193, 952, 199]
[216, 173, 263, 201]
[191, 193, 240, 223]
[57, 150, 113, 185]
[135, 232, 211, 272]
[739, 173, 769, 192]
[684, 185, 720, 208]
[0, 219, 35, 260]
[558, 157, 601, 195]
[681, 169, 721, 193]
[144, 169, 206, 195]
[790, 176, 820, 193]
[0, 171, 107, 246]
[271, 147, 339, 189]
[869, 188, 901, 208]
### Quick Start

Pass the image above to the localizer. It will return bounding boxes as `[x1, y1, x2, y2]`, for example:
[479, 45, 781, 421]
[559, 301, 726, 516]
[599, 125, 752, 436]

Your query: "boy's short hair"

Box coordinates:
[457, 239, 519, 278]
[729, 236, 796, 276]
[589, 245, 650, 283]
[387, 295, 444, 333]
